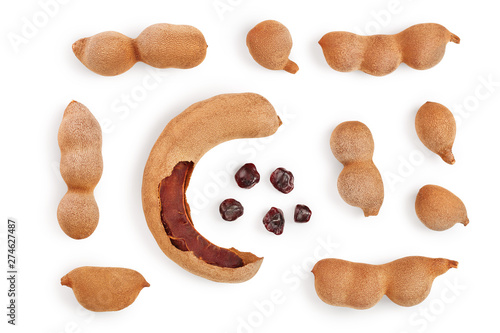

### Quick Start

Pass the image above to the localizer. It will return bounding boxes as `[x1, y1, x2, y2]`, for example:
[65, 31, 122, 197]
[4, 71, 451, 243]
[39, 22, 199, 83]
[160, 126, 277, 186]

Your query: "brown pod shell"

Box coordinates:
[246, 20, 299, 74]
[72, 31, 136, 76]
[319, 23, 459, 76]
[142, 93, 281, 283]
[415, 185, 469, 231]
[330, 121, 384, 217]
[135, 23, 207, 69]
[61, 267, 149, 312]
[312, 256, 458, 309]
[415, 102, 456, 164]
[73, 23, 207, 76]
[399, 24, 460, 70]
[57, 101, 102, 239]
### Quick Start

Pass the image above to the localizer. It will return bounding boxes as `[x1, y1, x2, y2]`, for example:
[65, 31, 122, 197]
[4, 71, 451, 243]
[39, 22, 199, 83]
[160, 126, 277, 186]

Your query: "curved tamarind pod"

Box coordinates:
[246, 20, 299, 74]
[312, 256, 458, 309]
[415, 102, 456, 164]
[415, 185, 469, 231]
[57, 101, 102, 239]
[142, 93, 281, 283]
[73, 23, 207, 76]
[61, 267, 149, 312]
[319, 23, 459, 76]
[330, 121, 384, 217]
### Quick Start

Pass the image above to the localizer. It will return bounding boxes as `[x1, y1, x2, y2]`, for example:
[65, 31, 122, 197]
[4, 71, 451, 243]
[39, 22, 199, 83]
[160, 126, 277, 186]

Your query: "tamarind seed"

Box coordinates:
[270, 167, 294, 194]
[294, 205, 312, 223]
[263, 207, 285, 235]
[219, 199, 244, 221]
[235, 163, 260, 189]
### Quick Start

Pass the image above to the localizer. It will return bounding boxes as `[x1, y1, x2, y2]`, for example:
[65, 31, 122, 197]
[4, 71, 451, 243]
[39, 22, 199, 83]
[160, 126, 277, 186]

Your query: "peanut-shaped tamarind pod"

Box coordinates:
[142, 93, 281, 283]
[312, 256, 458, 309]
[415, 102, 456, 164]
[415, 185, 469, 231]
[319, 23, 459, 76]
[246, 20, 299, 74]
[73, 23, 207, 76]
[61, 267, 149, 312]
[330, 121, 384, 217]
[57, 101, 102, 239]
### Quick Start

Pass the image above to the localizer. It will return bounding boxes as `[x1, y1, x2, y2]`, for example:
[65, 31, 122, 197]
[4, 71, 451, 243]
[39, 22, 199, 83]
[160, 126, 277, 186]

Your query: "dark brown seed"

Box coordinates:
[263, 207, 285, 235]
[270, 167, 294, 194]
[219, 199, 244, 221]
[235, 163, 260, 189]
[294, 205, 312, 223]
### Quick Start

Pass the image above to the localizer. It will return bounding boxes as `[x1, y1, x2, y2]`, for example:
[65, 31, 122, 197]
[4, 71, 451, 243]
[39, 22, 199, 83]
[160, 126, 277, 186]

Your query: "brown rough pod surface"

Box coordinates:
[61, 267, 149, 312]
[73, 23, 207, 76]
[415, 185, 469, 231]
[319, 23, 460, 76]
[246, 20, 299, 74]
[330, 121, 384, 217]
[312, 256, 458, 309]
[142, 93, 281, 283]
[57, 101, 102, 239]
[415, 102, 456, 164]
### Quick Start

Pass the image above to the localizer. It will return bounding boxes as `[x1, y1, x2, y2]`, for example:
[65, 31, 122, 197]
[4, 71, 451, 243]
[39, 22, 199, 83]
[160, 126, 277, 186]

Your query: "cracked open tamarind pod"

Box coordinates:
[57, 101, 102, 239]
[73, 23, 207, 76]
[246, 20, 299, 74]
[312, 256, 458, 309]
[142, 93, 281, 283]
[415, 102, 456, 164]
[330, 121, 384, 217]
[61, 267, 149, 312]
[319, 23, 460, 76]
[415, 185, 469, 231]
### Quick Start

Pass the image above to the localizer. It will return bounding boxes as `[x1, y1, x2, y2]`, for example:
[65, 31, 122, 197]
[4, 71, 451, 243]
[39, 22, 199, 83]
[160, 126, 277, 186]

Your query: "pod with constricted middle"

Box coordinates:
[319, 23, 459, 76]
[57, 101, 102, 239]
[312, 256, 458, 309]
[330, 121, 384, 217]
[73, 23, 207, 76]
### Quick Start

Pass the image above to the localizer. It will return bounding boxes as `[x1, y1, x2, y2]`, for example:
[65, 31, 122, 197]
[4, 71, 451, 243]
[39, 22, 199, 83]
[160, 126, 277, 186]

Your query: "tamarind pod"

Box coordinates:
[61, 267, 149, 312]
[319, 23, 459, 76]
[415, 185, 469, 231]
[330, 121, 384, 217]
[57, 101, 102, 239]
[73, 23, 207, 76]
[312, 256, 458, 309]
[142, 93, 281, 283]
[246, 20, 299, 74]
[415, 102, 456, 164]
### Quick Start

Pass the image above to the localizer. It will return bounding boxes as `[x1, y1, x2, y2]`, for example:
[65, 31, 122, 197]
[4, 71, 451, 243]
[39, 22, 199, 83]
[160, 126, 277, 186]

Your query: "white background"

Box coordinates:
[1, 0, 499, 332]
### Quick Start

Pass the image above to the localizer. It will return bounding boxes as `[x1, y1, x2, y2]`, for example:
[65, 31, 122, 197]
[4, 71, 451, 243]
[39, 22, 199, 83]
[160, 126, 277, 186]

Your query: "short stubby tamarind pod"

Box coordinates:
[312, 256, 458, 309]
[246, 20, 299, 74]
[415, 185, 469, 231]
[142, 93, 281, 283]
[73, 23, 208, 76]
[319, 23, 460, 76]
[61, 267, 149, 312]
[330, 121, 384, 217]
[415, 102, 457, 164]
[57, 101, 102, 239]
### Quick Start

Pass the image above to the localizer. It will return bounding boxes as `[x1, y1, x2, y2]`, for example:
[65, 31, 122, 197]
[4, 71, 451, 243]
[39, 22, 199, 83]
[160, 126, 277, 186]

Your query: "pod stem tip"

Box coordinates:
[283, 60, 299, 74]
[450, 33, 461, 44]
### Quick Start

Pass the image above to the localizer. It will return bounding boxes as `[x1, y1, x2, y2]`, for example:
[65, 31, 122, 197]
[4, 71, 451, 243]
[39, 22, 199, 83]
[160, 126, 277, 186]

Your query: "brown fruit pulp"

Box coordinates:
[159, 161, 244, 268]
